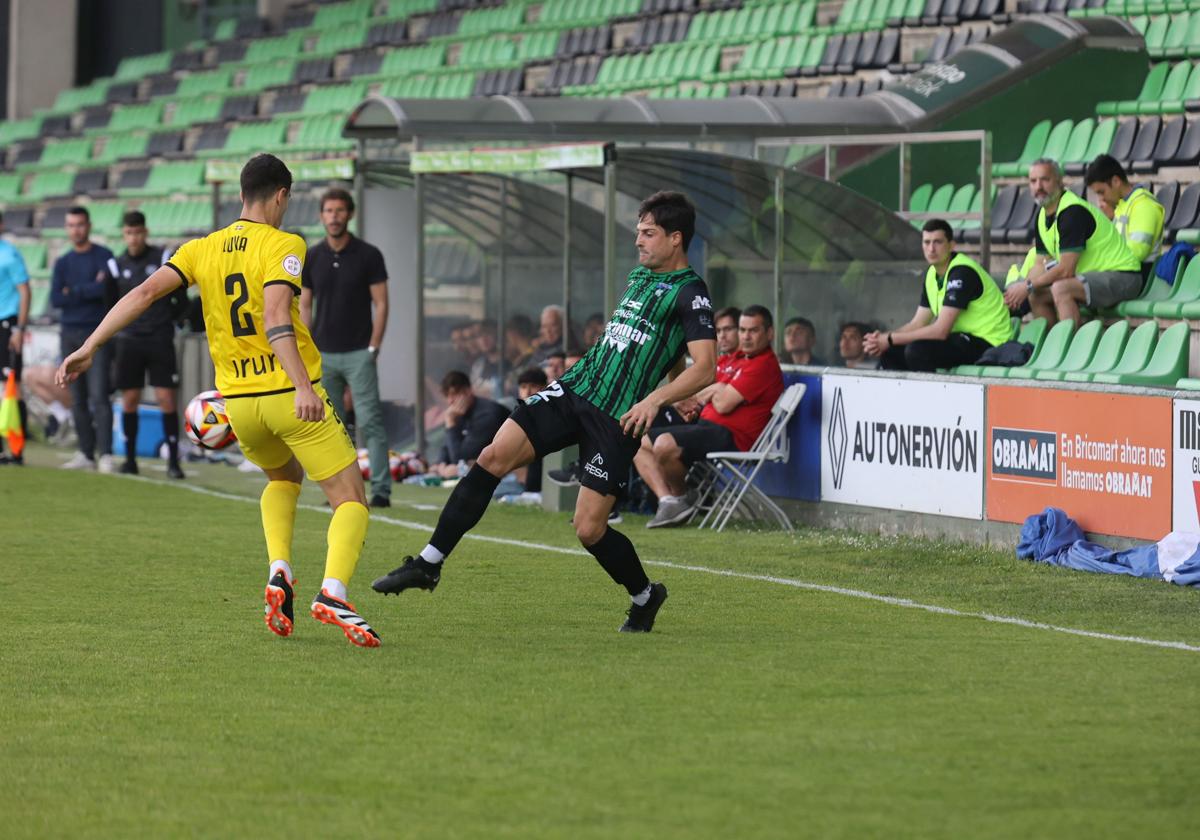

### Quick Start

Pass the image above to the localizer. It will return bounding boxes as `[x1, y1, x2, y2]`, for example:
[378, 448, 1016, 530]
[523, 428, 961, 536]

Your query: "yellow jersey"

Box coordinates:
[167, 220, 321, 398]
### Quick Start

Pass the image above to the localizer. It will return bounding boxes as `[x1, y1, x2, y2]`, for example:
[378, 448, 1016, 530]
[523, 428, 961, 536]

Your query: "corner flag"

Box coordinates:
[0, 368, 23, 457]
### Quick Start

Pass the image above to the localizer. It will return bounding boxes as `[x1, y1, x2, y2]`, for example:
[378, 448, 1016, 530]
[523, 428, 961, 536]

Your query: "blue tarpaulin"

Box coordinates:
[1017, 507, 1200, 587]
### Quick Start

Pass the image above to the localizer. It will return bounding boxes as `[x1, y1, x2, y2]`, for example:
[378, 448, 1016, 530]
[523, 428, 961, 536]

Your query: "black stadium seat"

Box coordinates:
[115, 166, 150, 192]
[215, 41, 248, 64]
[922, 0, 945, 25]
[192, 125, 230, 153]
[1107, 117, 1139, 162]
[1170, 118, 1200, 166]
[926, 30, 952, 64]
[1165, 182, 1200, 240]
[171, 49, 205, 72]
[1156, 181, 1180, 224]
[41, 205, 71, 230]
[147, 74, 179, 98]
[941, 0, 964, 23]
[72, 169, 107, 195]
[967, 184, 1017, 244]
[3, 207, 34, 232]
[147, 130, 184, 156]
[1125, 116, 1161, 168]
[367, 19, 407, 47]
[106, 81, 139, 104]
[13, 140, 42, 167]
[874, 30, 900, 67]
[293, 58, 332, 85]
[836, 33, 862, 74]
[819, 35, 844, 75]
[1140, 116, 1186, 173]
[857, 30, 881, 69]
[346, 51, 385, 78]
[270, 88, 307, 115]
[40, 114, 72, 137]
[1003, 189, 1037, 244]
[220, 94, 258, 121]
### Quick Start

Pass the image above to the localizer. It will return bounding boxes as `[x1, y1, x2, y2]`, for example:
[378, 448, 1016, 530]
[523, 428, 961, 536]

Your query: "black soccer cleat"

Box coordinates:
[118, 460, 138, 475]
[264, 570, 295, 638]
[619, 582, 668, 633]
[372, 556, 441, 595]
[167, 462, 185, 480]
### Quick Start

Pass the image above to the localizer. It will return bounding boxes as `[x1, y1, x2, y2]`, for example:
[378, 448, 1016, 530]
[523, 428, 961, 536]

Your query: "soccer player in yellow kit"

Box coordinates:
[57, 154, 380, 647]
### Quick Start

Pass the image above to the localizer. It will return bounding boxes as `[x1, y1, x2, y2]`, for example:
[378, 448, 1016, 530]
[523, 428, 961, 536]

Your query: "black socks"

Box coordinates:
[585, 527, 651, 597]
[122, 411, 138, 464]
[428, 463, 501, 557]
[162, 411, 180, 464]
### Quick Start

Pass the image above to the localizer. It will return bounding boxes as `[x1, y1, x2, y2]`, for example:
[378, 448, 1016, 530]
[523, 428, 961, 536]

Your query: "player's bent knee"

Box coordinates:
[574, 518, 607, 546]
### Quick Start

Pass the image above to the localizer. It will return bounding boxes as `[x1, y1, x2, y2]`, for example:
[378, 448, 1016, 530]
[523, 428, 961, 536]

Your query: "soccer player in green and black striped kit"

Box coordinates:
[373, 192, 717, 632]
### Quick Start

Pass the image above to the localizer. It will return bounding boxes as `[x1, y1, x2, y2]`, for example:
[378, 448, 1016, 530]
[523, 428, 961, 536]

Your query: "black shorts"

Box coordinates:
[647, 419, 735, 466]
[0, 319, 21, 380]
[509, 382, 639, 497]
[114, 335, 179, 390]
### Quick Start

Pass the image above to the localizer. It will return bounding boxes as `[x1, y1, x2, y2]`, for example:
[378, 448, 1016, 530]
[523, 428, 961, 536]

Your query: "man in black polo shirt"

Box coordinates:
[110, 211, 187, 477]
[300, 187, 392, 508]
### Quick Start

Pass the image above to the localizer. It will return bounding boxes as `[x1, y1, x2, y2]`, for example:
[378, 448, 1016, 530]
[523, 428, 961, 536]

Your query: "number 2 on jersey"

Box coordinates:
[225, 273, 256, 337]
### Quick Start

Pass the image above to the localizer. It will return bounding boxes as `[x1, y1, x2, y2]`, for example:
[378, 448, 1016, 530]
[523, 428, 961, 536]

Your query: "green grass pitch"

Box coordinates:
[2, 445, 1199, 838]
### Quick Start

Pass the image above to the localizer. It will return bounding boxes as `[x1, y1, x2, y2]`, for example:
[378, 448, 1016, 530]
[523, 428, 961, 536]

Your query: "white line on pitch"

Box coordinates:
[123, 473, 1200, 654]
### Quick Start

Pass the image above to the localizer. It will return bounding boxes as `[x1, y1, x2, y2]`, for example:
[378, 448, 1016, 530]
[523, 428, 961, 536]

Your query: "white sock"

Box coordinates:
[322, 577, 347, 600]
[631, 585, 652, 606]
[50, 401, 71, 422]
[269, 560, 293, 583]
[660, 495, 684, 505]
[420, 545, 445, 564]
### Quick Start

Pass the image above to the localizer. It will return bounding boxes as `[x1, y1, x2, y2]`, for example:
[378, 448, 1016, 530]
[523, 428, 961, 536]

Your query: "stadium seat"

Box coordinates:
[1156, 181, 1181, 223]
[1041, 320, 1131, 381]
[1002, 189, 1038, 244]
[1176, 377, 1200, 389]
[177, 68, 234, 98]
[1137, 115, 1186, 171]
[1091, 321, 1189, 385]
[1065, 118, 1117, 174]
[24, 170, 75, 202]
[1168, 118, 1200, 166]
[1070, 320, 1157, 382]
[1165, 182, 1200, 240]
[72, 169, 107, 195]
[1107, 117, 1139, 163]
[1121, 116, 1161, 168]
[39, 137, 93, 168]
[994, 119, 1051, 177]
[169, 96, 223, 127]
[1030, 319, 1102, 379]
[1002, 319, 1076, 379]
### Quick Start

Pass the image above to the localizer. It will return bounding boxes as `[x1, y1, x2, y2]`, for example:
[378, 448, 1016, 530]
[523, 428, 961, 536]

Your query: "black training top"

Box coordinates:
[919, 262, 984, 310]
[112, 245, 184, 340]
[301, 235, 388, 353]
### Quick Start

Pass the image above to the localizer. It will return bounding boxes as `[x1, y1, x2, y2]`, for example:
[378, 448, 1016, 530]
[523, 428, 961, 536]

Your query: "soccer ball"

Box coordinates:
[185, 390, 237, 450]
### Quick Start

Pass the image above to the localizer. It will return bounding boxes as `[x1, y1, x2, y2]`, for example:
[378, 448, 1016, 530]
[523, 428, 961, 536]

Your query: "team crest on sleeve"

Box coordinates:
[283, 255, 302, 277]
[691, 295, 712, 310]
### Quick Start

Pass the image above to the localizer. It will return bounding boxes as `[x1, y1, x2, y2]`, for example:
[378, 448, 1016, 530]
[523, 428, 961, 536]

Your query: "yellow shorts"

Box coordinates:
[224, 384, 357, 482]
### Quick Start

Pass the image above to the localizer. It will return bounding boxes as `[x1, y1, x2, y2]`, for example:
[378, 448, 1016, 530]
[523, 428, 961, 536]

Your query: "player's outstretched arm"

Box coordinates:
[619, 338, 717, 436]
[55, 266, 182, 385]
[263, 283, 324, 422]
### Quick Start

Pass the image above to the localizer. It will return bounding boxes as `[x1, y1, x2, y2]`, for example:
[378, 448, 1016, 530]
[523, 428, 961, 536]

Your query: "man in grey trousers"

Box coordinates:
[300, 187, 392, 507]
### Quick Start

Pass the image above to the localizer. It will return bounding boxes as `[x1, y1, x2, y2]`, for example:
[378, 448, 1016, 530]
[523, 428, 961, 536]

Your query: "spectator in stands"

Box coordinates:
[0, 211, 30, 465]
[504, 314, 536, 371]
[430, 370, 509, 479]
[470, 317, 502, 397]
[1003, 159, 1142, 325]
[51, 206, 116, 472]
[1085, 154, 1165, 266]
[582, 312, 606, 347]
[300, 187, 392, 508]
[780, 316, 825, 366]
[837, 321, 879, 370]
[636, 305, 784, 529]
[865, 220, 1012, 371]
[109, 211, 187, 479]
[449, 322, 476, 368]
[532, 304, 566, 364]
[542, 350, 566, 382]
[714, 306, 741, 356]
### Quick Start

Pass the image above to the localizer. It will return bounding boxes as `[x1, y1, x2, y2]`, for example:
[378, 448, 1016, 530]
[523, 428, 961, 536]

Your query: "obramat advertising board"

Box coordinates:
[987, 386, 1171, 540]
[821, 374, 985, 518]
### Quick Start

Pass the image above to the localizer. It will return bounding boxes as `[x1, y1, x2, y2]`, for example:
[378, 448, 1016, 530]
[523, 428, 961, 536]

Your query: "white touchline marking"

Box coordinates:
[123, 474, 1200, 653]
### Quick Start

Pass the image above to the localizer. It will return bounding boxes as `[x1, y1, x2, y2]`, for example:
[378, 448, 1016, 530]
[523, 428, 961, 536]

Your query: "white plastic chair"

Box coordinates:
[697, 382, 806, 532]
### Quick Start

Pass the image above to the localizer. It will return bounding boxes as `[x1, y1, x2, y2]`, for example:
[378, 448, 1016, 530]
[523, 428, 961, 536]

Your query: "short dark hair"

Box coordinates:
[715, 306, 741, 325]
[839, 321, 871, 338]
[922, 218, 954, 241]
[638, 191, 696, 250]
[320, 187, 354, 213]
[741, 304, 773, 330]
[1084, 154, 1128, 187]
[505, 313, 535, 339]
[785, 316, 815, 335]
[67, 205, 90, 222]
[441, 370, 470, 392]
[517, 367, 549, 388]
[122, 210, 146, 228]
[240, 153, 293, 204]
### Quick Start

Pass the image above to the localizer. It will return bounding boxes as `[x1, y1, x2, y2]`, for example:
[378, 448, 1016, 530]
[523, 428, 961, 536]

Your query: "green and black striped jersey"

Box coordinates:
[560, 265, 715, 419]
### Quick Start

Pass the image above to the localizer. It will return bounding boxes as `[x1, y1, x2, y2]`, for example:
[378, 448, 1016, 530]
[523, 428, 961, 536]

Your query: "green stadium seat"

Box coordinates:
[316, 22, 369, 55]
[947, 183, 976, 218]
[0, 172, 22, 203]
[115, 51, 171, 80]
[218, 120, 289, 157]
[1075, 118, 1117, 167]
[1139, 60, 1192, 113]
[1102, 62, 1170, 115]
[517, 31, 560, 61]
[1150, 256, 1200, 316]
[1175, 377, 1200, 389]
[1031, 319, 1103, 380]
[994, 119, 1051, 177]
[27, 279, 51, 318]
[1002, 319, 1076, 379]
[1037, 118, 1074, 164]
[925, 183, 955, 216]
[177, 68, 234, 98]
[212, 18, 237, 41]
[1143, 15, 1170, 56]
[245, 31, 305, 65]
[104, 101, 164, 134]
[86, 202, 125, 236]
[1046, 320, 1132, 381]
[385, 0, 439, 16]
[1113, 273, 1177, 316]
[375, 44, 445, 78]
[240, 60, 297, 92]
[1077, 321, 1159, 382]
[92, 132, 149, 164]
[1091, 322, 1189, 386]
[39, 137, 93, 168]
[0, 115, 43, 146]
[955, 318, 1049, 377]
[289, 116, 354, 151]
[908, 183, 932, 214]
[303, 82, 368, 115]
[24, 170, 76, 202]
[459, 2, 526, 35]
[313, 0, 373, 29]
[15, 242, 47, 273]
[1060, 118, 1095, 166]
[169, 95, 224, 126]
[52, 80, 111, 113]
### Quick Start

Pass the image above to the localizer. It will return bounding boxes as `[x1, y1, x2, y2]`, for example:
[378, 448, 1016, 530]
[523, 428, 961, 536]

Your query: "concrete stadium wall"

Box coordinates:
[6, 0, 75, 119]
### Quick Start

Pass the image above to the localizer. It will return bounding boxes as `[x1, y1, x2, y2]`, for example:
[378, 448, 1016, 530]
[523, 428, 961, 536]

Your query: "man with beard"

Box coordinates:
[1002, 158, 1140, 326]
[300, 187, 392, 508]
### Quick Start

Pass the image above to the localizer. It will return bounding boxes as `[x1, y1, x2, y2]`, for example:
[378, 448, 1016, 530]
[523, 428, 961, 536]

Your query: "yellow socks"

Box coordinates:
[323, 501, 369, 593]
[261, 480, 302, 564]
